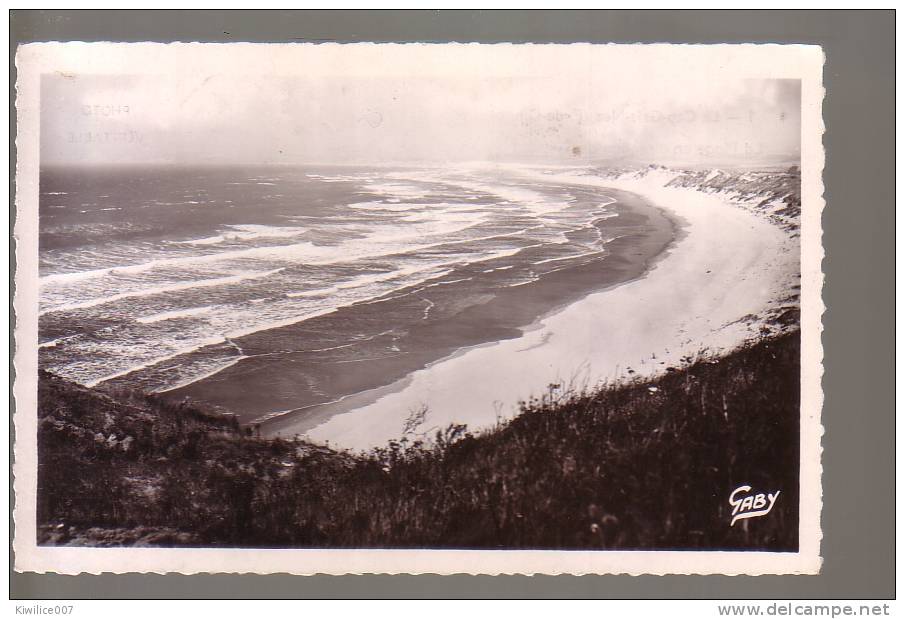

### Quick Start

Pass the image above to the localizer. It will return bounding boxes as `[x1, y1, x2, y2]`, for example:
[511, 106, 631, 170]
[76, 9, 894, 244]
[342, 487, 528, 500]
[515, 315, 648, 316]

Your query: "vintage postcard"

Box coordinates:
[13, 42, 824, 575]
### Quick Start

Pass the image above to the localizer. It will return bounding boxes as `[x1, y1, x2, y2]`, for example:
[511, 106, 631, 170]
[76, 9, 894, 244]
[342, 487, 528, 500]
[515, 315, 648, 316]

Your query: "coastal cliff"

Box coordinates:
[593, 164, 801, 232]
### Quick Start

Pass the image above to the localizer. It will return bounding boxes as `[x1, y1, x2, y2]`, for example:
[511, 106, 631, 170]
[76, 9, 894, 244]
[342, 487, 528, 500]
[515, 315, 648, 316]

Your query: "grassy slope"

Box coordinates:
[37, 331, 800, 550]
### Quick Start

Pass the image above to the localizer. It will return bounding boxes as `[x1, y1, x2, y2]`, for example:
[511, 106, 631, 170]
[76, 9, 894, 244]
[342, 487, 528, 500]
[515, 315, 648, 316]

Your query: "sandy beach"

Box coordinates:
[296, 168, 800, 451]
[248, 178, 675, 434]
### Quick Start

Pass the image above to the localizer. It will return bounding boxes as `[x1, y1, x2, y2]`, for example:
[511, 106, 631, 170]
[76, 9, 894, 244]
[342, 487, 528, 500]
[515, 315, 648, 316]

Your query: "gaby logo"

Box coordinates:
[729, 485, 780, 526]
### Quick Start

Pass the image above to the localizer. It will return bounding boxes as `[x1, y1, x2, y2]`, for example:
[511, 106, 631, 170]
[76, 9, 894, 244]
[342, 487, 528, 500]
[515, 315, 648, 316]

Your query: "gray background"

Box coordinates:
[9, 10, 895, 599]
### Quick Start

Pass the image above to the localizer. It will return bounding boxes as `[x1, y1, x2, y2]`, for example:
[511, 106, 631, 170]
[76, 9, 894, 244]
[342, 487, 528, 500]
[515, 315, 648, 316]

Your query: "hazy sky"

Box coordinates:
[37, 44, 802, 167]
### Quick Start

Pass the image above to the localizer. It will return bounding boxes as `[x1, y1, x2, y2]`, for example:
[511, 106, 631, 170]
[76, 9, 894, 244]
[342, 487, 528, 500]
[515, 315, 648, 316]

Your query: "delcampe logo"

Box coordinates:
[729, 484, 780, 526]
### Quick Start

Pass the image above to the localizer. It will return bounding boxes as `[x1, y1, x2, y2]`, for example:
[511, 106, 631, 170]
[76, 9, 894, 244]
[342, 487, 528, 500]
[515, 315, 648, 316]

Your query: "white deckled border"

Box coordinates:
[798, 40, 827, 579]
[12, 42, 825, 576]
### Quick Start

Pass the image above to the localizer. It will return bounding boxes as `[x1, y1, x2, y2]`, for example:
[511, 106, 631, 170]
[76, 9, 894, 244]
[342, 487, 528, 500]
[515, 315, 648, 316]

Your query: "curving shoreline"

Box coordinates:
[294, 170, 800, 451]
[257, 184, 679, 440]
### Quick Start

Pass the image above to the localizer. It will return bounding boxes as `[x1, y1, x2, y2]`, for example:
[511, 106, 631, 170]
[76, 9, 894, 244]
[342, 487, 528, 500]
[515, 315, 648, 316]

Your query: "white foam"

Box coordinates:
[41, 268, 284, 315]
[85, 335, 229, 388]
[305, 173, 362, 183]
[38, 334, 79, 349]
[532, 251, 598, 266]
[47, 260, 478, 389]
[43, 165, 637, 394]
[135, 305, 215, 324]
[221, 305, 341, 341]
[384, 170, 571, 216]
[364, 181, 430, 200]
[420, 297, 435, 320]
[288, 265, 455, 300]
[153, 355, 248, 394]
[285, 287, 339, 299]
[419, 276, 473, 289]
[40, 216, 482, 289]
[182, 224, 308, 246]
[348, 201, 417, 213]
[506, 277, 541, 288]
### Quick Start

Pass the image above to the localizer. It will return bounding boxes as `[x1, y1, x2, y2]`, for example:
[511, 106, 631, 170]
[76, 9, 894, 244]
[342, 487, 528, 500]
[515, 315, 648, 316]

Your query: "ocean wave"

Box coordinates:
[348, 201, 417, 213]
[418, 276, 474, 290]
[84, 334, 230, 388]
[181, 224, 308, 246]
[40, 166, 632, 394]
[41, 268, 284, 314]
[288, 264, 457, 300]
[532, 251, 600, 266]
[364, 181, 431, 200]
[384, 171, 571, 216]
[135, 305, 216, 324]
[153, 355, 248, 394]
[61, 264, 459, 388]
[40, 216, 483, 289]
[482, 265, 515, 273]
[39, 334, 80, 349]
[304, 174, 362, 183]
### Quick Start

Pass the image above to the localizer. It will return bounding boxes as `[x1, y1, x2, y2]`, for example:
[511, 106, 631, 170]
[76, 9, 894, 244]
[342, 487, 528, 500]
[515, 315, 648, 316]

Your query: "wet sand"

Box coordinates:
[260, 186, 678, 439]
[300, 169, 798, 452]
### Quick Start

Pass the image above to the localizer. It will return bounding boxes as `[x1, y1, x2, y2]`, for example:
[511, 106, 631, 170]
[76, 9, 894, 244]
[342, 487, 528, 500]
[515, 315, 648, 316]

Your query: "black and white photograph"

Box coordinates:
[13, 42, 824, 575]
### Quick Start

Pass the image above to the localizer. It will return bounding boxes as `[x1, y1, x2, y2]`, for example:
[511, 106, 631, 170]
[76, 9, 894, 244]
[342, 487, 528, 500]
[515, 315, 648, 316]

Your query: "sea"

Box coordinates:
[38, 164, 671, 431]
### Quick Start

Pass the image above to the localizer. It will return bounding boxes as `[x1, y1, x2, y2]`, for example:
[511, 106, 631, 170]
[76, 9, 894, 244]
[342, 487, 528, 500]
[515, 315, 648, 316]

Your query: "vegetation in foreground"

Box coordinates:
[37, 330, 800, 550]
